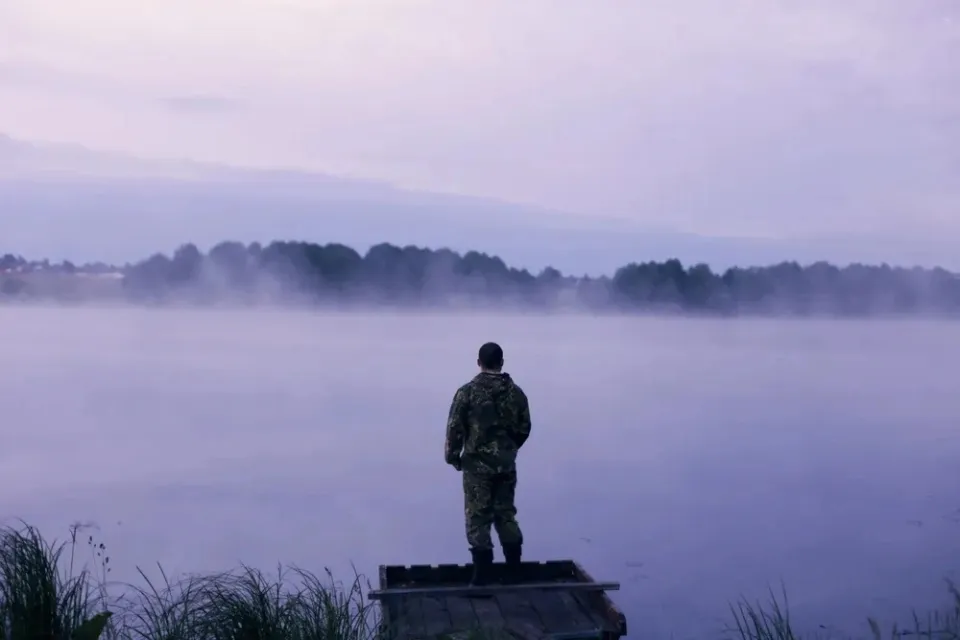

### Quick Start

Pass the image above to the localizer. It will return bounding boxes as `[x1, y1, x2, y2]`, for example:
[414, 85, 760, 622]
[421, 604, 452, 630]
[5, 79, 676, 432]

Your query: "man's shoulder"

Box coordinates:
[454, 379, 478, 398]
[507, 379, 527, 400]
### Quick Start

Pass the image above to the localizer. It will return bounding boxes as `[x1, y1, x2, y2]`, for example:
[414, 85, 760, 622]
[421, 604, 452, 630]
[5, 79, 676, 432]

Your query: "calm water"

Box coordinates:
[2, 306, 958, 638]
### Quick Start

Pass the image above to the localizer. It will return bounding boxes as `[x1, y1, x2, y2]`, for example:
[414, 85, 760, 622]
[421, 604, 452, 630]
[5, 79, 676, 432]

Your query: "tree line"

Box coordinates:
[3, 240, 960, 315]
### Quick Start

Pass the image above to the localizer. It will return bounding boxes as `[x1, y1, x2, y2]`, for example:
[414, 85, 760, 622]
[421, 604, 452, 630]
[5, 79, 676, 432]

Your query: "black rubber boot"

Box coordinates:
[469, 547, 494, 587]
[502, 542, 522, 583]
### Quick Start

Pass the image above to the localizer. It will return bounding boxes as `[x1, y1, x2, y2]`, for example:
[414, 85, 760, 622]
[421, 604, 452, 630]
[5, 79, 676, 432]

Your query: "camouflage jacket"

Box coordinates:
[445, 372, 531, 475]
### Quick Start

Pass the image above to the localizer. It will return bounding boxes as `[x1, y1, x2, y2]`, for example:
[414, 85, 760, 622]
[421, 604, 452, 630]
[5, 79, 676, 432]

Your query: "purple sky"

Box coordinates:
[0, 0, 958, 269]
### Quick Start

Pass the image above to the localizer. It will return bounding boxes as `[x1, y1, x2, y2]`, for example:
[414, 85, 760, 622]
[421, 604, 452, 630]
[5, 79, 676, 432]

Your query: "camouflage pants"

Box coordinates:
[462, 468, 523, 551]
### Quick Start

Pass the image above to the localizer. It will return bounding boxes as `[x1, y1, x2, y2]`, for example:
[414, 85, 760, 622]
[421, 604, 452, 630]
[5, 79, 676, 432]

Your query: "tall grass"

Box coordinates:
[726, 582, 960, 640]
[0, 521, 113, 640]
[0, 523, 377, 640]
[0, 521, 957, 640]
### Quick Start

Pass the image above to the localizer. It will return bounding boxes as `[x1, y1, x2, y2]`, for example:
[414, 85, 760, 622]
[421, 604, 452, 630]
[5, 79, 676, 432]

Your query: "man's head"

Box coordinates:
[477, 342, 504, 372]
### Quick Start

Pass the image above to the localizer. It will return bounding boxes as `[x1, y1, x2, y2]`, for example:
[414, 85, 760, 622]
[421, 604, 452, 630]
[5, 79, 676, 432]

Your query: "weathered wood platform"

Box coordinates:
[371, 560, 627, 640]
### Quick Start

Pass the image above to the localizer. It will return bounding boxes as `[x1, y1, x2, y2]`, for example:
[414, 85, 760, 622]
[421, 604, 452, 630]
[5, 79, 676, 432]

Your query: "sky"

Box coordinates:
[0, 0, 958, 260]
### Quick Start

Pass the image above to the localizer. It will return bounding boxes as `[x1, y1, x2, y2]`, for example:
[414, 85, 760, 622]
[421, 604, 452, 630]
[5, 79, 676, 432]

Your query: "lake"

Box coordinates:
[1, 305, 958, 639]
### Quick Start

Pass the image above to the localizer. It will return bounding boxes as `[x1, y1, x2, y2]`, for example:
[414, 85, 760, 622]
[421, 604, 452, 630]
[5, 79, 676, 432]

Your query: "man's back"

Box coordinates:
[445, 341, 530, 585]
[447, 371, 531, 475]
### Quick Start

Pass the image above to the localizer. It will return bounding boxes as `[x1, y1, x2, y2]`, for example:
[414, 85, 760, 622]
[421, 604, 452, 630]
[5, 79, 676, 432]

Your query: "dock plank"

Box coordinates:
[402, 595, 428, 640]
[568, 592, 610, 630]
[444, 596, 480, 631]
[368, 581, 619, 599]
[570, 563, 628, 637]
[494, 592, 548, 638]
[419, 596, 453, 637]
[469, 592, 507, 629]
[530, 591, 595, 635]
[556, 591, 602, 631]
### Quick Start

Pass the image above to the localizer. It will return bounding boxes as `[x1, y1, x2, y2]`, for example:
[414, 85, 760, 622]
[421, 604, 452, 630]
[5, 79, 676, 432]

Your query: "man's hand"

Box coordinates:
[446, 453, 462, 471]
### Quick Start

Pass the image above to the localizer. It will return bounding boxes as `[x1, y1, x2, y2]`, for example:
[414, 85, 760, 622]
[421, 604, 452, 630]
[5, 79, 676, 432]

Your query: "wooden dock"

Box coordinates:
[370, 560, 627, 640]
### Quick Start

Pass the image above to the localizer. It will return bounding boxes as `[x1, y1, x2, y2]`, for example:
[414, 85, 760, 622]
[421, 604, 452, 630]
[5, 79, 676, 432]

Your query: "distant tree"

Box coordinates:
[0, 254, 22, 270]
[312, 243, 363, 291]
[208, 241, 255, 288]
[9, 236, 960, 316]
[168, 243, 203, 284]
[1, 278, 25, 295]
[123, 253, 174, 298]
[537, 267, 562, 284]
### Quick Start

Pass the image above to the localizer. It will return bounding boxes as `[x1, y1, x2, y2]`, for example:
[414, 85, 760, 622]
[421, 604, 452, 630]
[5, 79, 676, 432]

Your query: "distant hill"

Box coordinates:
[0, 133, 662, 275]
[3, 134, 957, 275]
[0, 132, 405, 187]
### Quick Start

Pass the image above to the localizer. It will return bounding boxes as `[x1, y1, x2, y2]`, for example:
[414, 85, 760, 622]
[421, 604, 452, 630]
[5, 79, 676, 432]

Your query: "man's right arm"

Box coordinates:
[512, 387, 531, 449]
[445, 387, 468, 466]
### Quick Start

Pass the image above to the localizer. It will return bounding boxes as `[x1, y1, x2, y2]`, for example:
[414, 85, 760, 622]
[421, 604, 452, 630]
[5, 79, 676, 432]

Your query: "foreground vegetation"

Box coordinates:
[0, 523, 376, 640]
[0, 522, 957, 640]
[3, 238, 960, 314]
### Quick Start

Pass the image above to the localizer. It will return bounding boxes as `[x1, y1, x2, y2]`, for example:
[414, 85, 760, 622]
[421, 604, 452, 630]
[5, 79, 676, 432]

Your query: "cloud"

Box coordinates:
[160, 96, 242, 115]
[0, 0, 957, 255]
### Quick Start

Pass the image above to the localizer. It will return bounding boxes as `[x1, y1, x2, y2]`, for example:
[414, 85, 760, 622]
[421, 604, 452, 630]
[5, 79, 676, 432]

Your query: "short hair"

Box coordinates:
[478, 342, 504, 370]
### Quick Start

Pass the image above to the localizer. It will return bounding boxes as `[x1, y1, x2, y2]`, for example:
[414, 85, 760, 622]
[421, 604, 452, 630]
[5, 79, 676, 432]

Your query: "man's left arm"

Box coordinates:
[444, 387, 467, 469]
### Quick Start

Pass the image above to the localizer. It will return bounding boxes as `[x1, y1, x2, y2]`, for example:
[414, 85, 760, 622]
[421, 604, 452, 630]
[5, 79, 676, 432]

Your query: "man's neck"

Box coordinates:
[480, 369, 503, 375]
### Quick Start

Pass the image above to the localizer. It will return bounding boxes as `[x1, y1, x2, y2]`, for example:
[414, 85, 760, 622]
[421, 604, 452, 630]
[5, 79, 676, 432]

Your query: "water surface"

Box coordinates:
[2, 306, 958, 638]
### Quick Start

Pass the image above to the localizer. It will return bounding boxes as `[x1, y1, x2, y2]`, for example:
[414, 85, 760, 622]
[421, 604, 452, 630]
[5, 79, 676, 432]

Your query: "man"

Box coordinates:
[445, 341, 532, 586]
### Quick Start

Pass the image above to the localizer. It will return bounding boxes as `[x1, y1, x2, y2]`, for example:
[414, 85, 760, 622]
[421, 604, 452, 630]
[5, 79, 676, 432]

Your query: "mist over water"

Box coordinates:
[2, 306, 959, 639]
